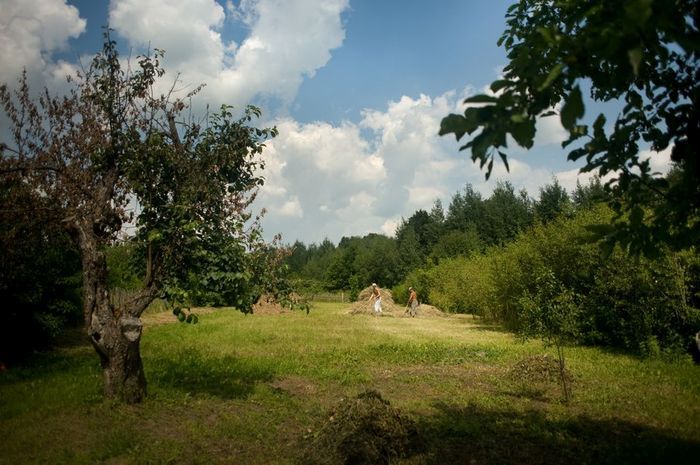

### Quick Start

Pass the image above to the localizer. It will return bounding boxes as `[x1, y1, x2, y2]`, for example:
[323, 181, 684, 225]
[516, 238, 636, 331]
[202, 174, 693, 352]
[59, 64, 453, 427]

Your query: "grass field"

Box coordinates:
[1, 302, 699, 464]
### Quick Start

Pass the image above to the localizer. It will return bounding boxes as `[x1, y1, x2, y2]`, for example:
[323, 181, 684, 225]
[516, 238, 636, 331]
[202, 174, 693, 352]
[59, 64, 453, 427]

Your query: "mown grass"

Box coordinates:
[0, 302, 698, 464]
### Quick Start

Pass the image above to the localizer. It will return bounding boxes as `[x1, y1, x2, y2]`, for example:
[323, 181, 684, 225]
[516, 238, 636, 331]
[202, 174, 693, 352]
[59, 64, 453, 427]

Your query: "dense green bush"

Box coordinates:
[392, 267, 435, 307]
[0, 225, 82, 362]
[583, 250, 700, 354]
[106, 243, 143, 291]
[398, 203, 700, 355]
[1, 177, 83, 362]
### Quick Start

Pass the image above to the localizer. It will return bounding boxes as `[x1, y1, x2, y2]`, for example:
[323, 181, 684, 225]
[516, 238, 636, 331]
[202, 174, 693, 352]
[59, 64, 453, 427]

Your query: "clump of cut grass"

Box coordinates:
[301, 389, 422, 465]
[509, 354, 573, 384]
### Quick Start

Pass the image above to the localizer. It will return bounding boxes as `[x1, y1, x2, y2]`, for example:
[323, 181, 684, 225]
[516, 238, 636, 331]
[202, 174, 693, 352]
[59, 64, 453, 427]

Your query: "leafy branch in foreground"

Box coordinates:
[440, 0, 699, 255]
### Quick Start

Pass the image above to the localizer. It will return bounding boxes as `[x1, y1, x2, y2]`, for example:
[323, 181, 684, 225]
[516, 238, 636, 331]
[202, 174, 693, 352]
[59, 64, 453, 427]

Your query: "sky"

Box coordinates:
[0, 0, 672, 244]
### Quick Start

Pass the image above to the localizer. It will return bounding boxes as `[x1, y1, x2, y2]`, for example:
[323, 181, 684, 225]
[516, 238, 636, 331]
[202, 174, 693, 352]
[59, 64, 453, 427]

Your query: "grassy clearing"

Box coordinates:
[1, 302, 698, 464]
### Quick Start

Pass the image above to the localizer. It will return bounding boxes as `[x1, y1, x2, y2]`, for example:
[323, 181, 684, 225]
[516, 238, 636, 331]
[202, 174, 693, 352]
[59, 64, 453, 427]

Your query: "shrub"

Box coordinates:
[399, 203, 700, 356]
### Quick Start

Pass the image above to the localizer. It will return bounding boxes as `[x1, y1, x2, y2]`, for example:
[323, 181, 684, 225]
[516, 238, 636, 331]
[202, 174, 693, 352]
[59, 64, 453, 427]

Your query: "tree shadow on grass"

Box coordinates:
[0, 348, 97, 385]
[461, 319, 514, 334]
[415, 401, 700, 465]
[146, 350, 276, 400]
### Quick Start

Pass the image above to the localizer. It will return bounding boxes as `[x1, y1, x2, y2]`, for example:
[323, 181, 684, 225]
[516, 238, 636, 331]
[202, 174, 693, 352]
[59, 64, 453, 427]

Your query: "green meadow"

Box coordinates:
[1, 302, 699, 464]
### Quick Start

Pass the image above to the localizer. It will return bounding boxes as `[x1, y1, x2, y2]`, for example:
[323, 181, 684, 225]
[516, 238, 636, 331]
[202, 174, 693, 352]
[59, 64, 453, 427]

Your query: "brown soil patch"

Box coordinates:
[349, 286, 444, 317]
[269, 375, 318, 397]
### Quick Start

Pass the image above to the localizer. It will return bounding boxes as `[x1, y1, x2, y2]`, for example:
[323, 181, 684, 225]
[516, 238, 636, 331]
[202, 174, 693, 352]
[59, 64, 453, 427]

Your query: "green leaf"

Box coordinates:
[463, 94, 497, 104]
[628, 47, 643, 76]
[538, 63, 564, 91]
[560, 86, 584, 130]
[486, 158, 494, 180]
[439, 114, 468, 140]
[490, 80, 512, 93]
[498, 151, 510, 172]
[148, 230, 162, 242]
[470, 131, 493, 160]
[562, 125, 588, 148]
[592, 114, 607, 139]
[625, 0, 652, 27]
[510, 120, 536, 149]
[537, 26, 555, 44]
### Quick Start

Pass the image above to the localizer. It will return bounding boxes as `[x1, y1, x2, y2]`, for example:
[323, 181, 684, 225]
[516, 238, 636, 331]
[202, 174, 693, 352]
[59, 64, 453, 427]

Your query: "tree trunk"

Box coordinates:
[556, 343, 570, 403]
[90, 312, 147, 403]
[73, 222, 149, 403]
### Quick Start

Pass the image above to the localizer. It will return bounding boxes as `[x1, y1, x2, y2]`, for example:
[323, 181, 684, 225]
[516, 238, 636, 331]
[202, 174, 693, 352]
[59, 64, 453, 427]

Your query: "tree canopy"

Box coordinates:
[0, 34, 278, 402]
[440, 0, 699, 254]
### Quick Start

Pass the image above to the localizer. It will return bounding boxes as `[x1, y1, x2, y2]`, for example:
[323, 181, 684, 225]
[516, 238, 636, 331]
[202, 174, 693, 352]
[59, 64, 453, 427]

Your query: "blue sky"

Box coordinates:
[290, 0, 512, 124]
[0, 0, 671, 244]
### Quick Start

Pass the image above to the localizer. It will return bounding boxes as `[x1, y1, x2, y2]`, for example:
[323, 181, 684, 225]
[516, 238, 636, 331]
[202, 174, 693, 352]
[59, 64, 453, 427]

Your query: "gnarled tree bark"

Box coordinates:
[70, 218, 156, 403]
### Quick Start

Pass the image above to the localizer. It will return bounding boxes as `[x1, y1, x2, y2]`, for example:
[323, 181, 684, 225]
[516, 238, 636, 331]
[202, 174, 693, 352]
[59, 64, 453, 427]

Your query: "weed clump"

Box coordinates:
[301, 390, 423, 465]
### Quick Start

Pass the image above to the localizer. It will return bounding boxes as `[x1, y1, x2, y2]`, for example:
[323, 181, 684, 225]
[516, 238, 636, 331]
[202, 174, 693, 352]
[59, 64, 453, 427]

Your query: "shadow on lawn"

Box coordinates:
[146, 350, 276, 400]
[466, 321, 515, 334]
[415, 401, 700, 465]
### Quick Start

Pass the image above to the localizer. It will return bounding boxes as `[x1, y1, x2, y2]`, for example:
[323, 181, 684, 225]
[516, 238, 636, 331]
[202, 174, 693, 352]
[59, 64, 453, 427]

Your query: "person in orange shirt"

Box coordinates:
[406, 287, 418, 317]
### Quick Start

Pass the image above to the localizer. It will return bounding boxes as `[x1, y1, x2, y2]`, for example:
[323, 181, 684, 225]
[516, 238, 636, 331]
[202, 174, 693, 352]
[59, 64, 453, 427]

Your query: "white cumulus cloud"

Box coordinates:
[0, 0, 85, 87]
[109, 0, 349, 110]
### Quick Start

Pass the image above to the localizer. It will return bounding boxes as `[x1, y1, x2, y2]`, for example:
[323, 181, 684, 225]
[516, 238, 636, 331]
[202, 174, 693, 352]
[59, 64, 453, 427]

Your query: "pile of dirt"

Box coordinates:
[509, 354, 573, 383]
[349, 286, 444, 317]
[301, 390, 423, 465]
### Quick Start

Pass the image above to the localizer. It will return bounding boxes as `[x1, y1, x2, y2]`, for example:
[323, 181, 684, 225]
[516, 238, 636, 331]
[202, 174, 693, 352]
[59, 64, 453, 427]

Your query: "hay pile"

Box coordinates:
[415, 303, 446, 317]
[251, 295, 290, 315]
[349, 287, 400, 315]
[349, 286, 444, 317]
[301, 390, 422, 465]
[509, 354, 573, 383]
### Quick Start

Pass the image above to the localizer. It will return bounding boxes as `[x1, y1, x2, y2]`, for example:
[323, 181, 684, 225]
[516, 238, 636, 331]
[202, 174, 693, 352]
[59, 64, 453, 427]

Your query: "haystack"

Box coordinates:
[349, 286, 445, 317]
[349, 286, 401, 315]
[251, 295, 290, 315]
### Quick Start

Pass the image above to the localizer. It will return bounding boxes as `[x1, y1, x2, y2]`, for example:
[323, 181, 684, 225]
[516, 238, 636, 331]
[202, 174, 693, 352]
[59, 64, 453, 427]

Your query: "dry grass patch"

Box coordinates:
[269, 375, 318, 397]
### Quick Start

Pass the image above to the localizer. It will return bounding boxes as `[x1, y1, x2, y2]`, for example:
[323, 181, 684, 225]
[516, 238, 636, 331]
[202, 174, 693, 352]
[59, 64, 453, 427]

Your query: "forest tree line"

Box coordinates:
[285, 175, 700, 356]
[286, 176, 603, 292]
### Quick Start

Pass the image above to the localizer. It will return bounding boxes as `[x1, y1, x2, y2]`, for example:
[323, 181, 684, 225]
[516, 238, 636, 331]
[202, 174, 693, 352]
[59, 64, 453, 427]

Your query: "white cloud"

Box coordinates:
[10, 1, 672, 246]
[274, 197, 304, 217]
[109, 0, 349, 110]
[258, 87, 657, 243]
[381, 218, 400, 237]
[642, 146, 673, 175]
[258, 91, 491, 243]
[0, 0, 85, 86]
